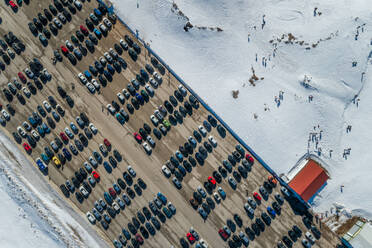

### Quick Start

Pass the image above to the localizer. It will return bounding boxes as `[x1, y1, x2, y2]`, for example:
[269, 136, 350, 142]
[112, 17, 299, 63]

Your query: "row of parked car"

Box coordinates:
[2, 59, 52, 106]
[112, 192, 177, 248]
[78, 46, 129, 94]
[53, 3, 116, 64]
[0, 32, 25, 71]
[29, 0, 85, 46]
[218, 188, 283, 248]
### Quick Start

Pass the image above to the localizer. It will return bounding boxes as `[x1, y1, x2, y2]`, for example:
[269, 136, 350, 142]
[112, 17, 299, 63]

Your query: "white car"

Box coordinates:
[161, 165, 171, 178]
[86, 211, 96, 224]
[91, 79, 101, 90]
[199, 239, 208, 248]
[78, 73, 88, 85]
[24, 68, 34, 79]
[73, 0, 82, 9]
[7, 48, 15, 58]
[42, 68, 52, 80]
[178, 85, 187, 96]
[65, 40, 73, 50]
[142, 142, 152, 154]
[86, 82, 95, 94]
[103, 18, 112, 28]
[99, 23, 108, 33]
[153, 71, 162, 82]
[198, 125, 207, 137]
[213, 192, 221, 203]
[112, 202, 120, 212]
[150, 115, 159, 126]
[145, 84, 154, 95]
[122, 89, 130, 99]
[127, 165, 136, 177]
[43, 100, 52, 112]
[305, 231, 316, 244]
[1, 110, 10, 121]
[89, 123, 98, 135]
[22, 87, 31, 98]
[57, 13, 66, 23]
[103, 52, 113, 63]
[99, 56, 107, 66]
[80, 186, 89, 197]
[149, 78, 158, 88]
[154, 110, 163, 121]
[17, 126, 27, 137]
[53, 17, 62, 28]
[208, 135, 217, 147]
[146, 136, 156, 147]
[106, 104, 116, 115]
[31, 130, 40, 140]
[117, 93, 125, 103]
[119, 39, 128, 49]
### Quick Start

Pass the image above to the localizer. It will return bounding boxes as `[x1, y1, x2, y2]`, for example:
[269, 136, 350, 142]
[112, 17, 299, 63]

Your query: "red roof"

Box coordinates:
[289, 159, 329, 202]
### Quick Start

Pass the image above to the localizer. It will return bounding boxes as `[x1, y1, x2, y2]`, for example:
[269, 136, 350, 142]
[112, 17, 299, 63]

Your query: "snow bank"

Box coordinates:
[0, 131, 107, 248]
[111, 0, 372, 219]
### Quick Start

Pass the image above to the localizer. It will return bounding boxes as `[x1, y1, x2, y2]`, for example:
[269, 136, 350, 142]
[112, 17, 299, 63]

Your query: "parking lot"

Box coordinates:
[0, 1, 343, 247]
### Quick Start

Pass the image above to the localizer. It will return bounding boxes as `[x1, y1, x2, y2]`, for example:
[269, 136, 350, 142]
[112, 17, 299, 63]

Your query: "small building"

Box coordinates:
[283, 154, 329, 203]
[344, 220, 372, 247]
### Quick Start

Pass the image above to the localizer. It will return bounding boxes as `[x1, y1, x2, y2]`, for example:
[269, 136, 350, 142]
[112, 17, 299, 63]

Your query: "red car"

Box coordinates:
[253, 192, 262, 201]
[92, 171, 100, 180]
[60, 132, 68, 142]
[135, 234, 144, 244]
[103, 138, 111, 148]
[9, 1, 18, 11]
[80, 25, 89, 36]
[245, 154, 254, 165]
[60, 45, 69, 55]
[208, 176, 216, 185]
[18, 72, 26, 83]
[108, 187, 116, 198]
[133, 132, 142, 142]
[23, 142, 32, 153]
[187, 233, 195, 244]
[218, 229, 228, 241]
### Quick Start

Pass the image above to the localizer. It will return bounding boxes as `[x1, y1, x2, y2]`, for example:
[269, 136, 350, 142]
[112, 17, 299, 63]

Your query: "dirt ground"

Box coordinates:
[0, 0, 342, 247]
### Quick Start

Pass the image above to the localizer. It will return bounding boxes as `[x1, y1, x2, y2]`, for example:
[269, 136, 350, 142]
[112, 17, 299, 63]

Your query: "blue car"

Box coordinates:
[116, 113, 125, 124]
[36, 158, 47, 171]
[28, 116, 37, 127]
[107, 64, 115, 75]
[62, 148, 72, 160]
[94, 61, 104, 72]
[122, 228, 131, 240]
[103, 70, 112, 81]
[89, 65, 98, 76]
[93, 8, 102, 18]
[103, 161, 112, 173]
[135, 93, 144, 104]
[84, 70, 92, 80]
[203, 120, 212, 132]
[93, 28, 102, 38]
[37, 125, 45, 137]
[140, 69, 149, 81]
[267, 206, 276, 217]
[113, 183, 121, 194]
[104, 192, 113, 205]
[41, 122, 51, 133]
[157, 192, 167, 205]
[178, 165, 186, 176]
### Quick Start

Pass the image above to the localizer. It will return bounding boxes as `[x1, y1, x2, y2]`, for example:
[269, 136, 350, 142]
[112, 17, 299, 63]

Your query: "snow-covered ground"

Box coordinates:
[111, 0, 372, 219]
[0, 131, 107, 248]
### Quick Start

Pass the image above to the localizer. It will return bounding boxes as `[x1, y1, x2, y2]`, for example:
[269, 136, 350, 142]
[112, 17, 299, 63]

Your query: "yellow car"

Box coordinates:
[52, 156, 61, 167]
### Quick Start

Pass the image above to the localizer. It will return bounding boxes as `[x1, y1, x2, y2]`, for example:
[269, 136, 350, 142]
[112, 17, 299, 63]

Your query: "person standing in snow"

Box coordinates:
[262, 15, 266, 29]
[313, 7, 318, 17]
